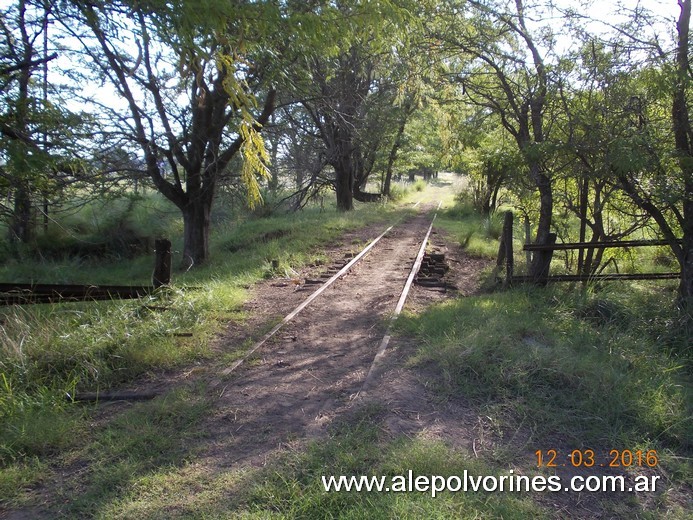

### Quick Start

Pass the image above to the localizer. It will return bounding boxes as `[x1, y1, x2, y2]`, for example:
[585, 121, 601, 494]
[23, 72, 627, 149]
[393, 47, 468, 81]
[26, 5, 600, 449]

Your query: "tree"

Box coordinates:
[60, 0, 277, 268]
[0, 0, 86, 247]
[286, 0, 412, 211]
[302, 44, 375, 211]
[427, 0, 556, 281]
[0, 0, 53, 245]
[548, 39, 652, 278]
[381, 97, 415, 197]
[567, 0, 693, 307]
[271, 104, 330, 209]
[438, 101, 520, 214]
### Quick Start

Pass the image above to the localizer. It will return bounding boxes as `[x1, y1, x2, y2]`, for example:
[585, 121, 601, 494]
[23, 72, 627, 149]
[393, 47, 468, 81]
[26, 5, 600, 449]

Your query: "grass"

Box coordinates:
[0, 457, 45, 508]
[80, 405, 547, 519]
[0, 290, 216, 398]
[0, 191, 406, 508]
[57, 387, 211, 518]
[435, 198, 504, 259]
[399, 284, 691, 444]
[395, 281, 691, 517]
[242, 407, 545, 520]
[406, 186, 691, 517]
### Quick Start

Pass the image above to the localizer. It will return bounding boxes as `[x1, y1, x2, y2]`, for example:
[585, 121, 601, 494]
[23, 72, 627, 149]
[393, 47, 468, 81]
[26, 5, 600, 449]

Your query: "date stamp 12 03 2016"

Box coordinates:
[535, 449, 659, 468]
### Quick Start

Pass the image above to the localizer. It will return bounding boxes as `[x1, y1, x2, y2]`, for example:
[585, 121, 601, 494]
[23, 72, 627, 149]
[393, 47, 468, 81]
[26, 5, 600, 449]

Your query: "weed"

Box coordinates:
[387, 183, 409, 201]
[436, 200, 503, 258]
[482, 212, 504, 240]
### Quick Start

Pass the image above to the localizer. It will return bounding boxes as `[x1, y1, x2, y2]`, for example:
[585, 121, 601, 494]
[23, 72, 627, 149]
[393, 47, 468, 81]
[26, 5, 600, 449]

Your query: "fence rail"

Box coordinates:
[0, 238, 172, 305]
[495, 212, 681, 285]
[510, 273, 680, 283]
[0, 283, 156, 305]
[522, 238, 682, 251]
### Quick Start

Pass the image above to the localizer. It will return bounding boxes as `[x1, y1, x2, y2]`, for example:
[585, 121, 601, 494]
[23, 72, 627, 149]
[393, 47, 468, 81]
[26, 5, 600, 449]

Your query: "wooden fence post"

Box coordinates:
[502, 211, 514, 286]
[153, 238, 172, 288]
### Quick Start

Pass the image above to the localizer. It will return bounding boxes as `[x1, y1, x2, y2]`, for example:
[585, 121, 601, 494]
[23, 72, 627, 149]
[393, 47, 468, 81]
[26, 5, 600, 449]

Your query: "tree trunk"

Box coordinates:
[332, 142, 355, 211]
[181, 199, 212, 269]
[673, 0, 693, 308]
[8, 0, 35, 247]
[9, 183, 33, 244]
[490, 176, 503, 213]
[577, 175, 589, 276]
[528, 166, 554, 282]
[480, 189, 492, 216]
[681, 234, 693, 307]
[383, 106, 410, 197]
[335, 162, 354, 211]
[269, 113, 280, 194]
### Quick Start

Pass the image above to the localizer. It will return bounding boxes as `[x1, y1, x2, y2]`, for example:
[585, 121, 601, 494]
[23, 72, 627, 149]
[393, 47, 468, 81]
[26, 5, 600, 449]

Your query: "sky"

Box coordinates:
[571, 0, 678, 18]
[551, 0, 680, 37]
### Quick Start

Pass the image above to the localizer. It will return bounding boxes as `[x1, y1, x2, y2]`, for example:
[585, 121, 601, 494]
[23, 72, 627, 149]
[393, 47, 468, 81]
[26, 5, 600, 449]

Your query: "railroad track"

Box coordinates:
[62, 204, 446, 405]
[58, 203, 451, 473]
[220, 201, 444, 384]
[204, 202, 451, 452]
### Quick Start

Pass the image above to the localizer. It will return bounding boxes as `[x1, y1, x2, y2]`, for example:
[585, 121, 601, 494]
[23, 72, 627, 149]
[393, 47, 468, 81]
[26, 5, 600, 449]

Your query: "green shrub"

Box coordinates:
[482, 212, 504, 240]
[387, 183, 409, 201]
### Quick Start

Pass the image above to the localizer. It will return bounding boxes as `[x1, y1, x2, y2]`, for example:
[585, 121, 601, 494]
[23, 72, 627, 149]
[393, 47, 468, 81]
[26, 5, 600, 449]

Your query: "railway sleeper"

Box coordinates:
[415, 251, 450, 289]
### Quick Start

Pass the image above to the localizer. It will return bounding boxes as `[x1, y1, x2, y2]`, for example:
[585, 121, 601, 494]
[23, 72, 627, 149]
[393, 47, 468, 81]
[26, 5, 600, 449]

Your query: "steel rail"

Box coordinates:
[357, 201, 442, 396]
[221, 224, 394, 376]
